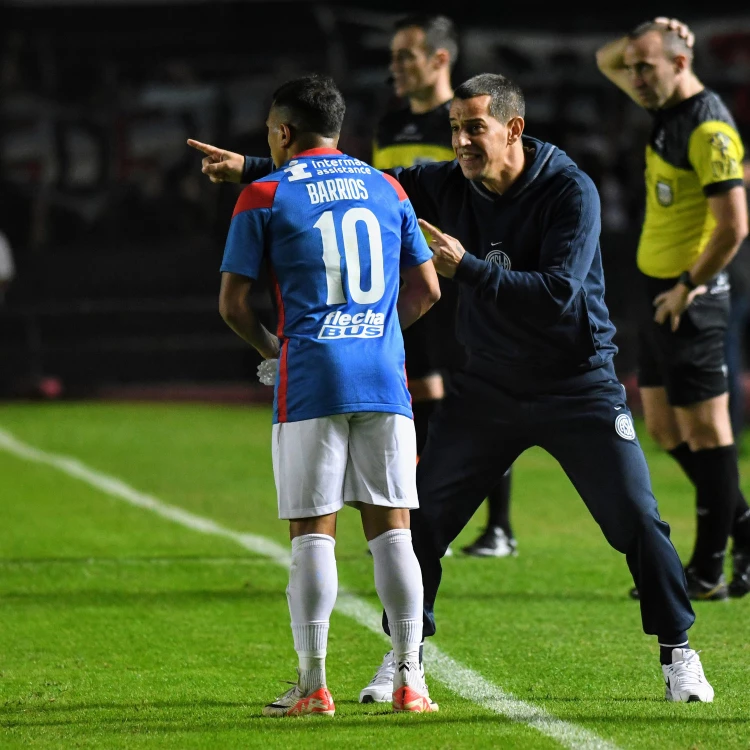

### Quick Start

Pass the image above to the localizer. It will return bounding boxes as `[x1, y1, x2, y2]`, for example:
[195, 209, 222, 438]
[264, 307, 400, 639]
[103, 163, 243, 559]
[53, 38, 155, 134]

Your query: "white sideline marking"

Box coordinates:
[0, 427, 620, 750]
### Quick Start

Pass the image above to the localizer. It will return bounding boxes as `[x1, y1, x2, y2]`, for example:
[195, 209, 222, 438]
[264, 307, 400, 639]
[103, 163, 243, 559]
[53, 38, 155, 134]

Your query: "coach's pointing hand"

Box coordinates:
[187, 139, 244, 184]
[418, 219, 466, 278]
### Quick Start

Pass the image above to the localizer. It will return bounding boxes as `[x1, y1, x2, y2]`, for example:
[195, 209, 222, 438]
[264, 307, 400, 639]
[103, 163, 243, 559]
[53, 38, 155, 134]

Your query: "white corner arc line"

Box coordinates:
[0, 426, 620, 750]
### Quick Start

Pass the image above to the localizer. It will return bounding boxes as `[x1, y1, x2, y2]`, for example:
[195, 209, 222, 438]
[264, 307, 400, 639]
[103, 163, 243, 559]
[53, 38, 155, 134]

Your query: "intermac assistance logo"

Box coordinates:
[318, 309, 385, 340]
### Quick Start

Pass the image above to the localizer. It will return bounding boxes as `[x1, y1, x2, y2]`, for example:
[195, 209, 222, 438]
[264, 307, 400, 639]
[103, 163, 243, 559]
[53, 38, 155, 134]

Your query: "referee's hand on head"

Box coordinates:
[653, 17, 695, 48]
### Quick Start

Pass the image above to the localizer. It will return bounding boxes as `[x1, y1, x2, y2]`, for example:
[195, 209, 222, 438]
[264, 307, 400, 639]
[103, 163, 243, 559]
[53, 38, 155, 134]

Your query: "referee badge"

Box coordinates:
[655, 179, 674, 206]
[615, 413, 636, 440]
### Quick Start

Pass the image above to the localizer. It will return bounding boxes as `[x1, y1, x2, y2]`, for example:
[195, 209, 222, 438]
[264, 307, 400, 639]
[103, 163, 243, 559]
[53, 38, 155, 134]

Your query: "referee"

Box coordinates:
[597, 17, 750, 600]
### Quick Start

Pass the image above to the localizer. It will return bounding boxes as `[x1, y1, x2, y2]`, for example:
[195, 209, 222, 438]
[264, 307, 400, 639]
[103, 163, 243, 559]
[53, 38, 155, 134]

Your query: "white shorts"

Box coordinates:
[271, 411, 418, 520]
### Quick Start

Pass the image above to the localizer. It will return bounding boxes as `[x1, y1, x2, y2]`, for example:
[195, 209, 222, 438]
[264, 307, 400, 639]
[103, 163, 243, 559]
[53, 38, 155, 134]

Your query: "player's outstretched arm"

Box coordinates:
[187, 139, 245, 184]
[398, 260, 441, 330]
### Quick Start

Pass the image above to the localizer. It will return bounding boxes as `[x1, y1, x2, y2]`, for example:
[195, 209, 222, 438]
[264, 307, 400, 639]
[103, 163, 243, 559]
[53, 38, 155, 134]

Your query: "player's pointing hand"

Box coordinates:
[418, 218, 466, 279]
[187, 139, 244, 184]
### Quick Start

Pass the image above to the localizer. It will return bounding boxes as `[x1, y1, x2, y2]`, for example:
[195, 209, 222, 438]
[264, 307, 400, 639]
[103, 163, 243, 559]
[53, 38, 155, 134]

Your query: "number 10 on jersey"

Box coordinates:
[314, 208, 386, 305]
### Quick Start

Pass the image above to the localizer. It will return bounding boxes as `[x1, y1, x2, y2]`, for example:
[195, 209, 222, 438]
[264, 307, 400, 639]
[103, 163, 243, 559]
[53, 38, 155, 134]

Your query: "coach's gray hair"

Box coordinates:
[629, 21, 694, 65]
[453, 73, 525, 121]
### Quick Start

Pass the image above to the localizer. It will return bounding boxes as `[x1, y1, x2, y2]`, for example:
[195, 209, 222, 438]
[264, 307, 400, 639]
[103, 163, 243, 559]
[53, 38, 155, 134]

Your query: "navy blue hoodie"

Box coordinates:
[241, 135, 618, 392]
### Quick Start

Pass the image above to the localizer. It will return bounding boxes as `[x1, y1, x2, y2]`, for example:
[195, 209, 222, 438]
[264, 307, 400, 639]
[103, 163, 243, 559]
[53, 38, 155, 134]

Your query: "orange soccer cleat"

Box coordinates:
[262, 682, 335, 717]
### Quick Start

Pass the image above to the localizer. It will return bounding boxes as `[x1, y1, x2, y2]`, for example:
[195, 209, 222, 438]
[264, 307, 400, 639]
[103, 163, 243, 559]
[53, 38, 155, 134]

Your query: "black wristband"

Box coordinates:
[678, 270, 697, 290]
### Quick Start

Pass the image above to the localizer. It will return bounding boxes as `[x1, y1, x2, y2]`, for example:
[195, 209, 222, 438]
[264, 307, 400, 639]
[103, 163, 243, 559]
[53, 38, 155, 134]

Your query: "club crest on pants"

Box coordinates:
[615, 413, 636, 440]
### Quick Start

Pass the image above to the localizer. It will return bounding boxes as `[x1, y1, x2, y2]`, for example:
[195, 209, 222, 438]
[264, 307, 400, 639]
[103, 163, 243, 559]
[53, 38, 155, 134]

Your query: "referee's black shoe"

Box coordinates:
[729, 549, 750, 598]
[461, 526, 517, 558]
[630, 568, 729, 601]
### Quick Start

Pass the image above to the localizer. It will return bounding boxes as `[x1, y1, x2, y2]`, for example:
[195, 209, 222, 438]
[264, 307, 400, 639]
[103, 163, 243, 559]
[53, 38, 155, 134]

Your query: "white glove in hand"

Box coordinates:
[257, 358, 278, 386]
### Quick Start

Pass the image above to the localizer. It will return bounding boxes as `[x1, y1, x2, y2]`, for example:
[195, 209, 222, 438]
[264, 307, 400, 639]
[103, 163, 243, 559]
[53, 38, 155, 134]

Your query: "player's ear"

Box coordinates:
[280, 123, 294, 148]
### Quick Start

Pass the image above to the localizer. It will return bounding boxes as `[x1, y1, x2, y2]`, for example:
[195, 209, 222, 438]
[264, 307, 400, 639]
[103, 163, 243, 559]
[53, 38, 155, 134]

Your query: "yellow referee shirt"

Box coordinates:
[637, 89, 745, 279]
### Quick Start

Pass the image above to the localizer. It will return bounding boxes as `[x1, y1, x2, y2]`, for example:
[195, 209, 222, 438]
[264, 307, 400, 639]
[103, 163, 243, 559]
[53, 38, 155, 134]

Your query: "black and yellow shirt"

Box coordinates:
[372, 102, 454, 170]
[637, 89, 745, 278]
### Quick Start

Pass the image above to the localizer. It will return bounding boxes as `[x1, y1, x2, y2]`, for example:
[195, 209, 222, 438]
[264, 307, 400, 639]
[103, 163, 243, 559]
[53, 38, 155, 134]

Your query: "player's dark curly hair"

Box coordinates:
[453, 73, 525, 121]
[271, 74, 346, 138]
[394, 14, 459, 67]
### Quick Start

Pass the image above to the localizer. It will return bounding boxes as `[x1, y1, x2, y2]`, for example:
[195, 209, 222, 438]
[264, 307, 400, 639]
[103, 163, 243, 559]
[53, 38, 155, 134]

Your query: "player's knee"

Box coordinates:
[289, 513, 337, 540]
[360, 505, 410, 541]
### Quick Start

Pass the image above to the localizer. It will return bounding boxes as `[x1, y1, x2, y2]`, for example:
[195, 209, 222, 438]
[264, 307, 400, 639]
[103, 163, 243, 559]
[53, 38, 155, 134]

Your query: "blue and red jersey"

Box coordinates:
[220, 148, 433, 424]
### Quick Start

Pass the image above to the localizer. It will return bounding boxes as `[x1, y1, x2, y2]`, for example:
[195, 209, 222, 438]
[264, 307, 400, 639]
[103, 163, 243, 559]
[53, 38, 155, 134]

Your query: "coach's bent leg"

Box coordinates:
[540, 389, 695, 638]
[383, 393, 522, 639]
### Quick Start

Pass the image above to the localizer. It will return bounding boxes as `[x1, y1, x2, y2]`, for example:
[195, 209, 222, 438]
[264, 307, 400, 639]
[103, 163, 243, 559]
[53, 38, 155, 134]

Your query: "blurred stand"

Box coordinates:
[1, 3, 749, 408]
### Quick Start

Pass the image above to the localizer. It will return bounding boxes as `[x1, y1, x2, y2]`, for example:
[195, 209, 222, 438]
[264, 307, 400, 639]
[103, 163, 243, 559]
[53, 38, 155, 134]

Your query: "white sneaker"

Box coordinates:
[359, 650, 396, 703]
[662, 648, 714, 703]
[359, 650, 429, 704]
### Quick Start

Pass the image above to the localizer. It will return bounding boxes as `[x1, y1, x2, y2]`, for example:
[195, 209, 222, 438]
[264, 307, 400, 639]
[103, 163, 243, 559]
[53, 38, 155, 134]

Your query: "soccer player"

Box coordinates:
[596, 17, 750, 600]
[203, 74, 441, 716]
[216, 71, 718, 703]
[376, 13, 517, 561]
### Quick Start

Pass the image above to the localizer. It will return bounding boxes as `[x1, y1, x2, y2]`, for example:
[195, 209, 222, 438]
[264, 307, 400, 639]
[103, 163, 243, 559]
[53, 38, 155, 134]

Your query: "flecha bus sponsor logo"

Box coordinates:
[318, 309, 385, 339]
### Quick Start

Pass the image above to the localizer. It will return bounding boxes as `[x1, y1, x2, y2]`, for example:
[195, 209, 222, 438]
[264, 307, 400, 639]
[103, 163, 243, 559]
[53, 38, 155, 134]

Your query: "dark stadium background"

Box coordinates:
[2, 0, 749, 406]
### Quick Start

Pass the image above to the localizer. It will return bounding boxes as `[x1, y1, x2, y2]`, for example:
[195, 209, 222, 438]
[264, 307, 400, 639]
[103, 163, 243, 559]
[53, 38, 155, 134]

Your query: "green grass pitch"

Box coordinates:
[0, 402, 748, 749]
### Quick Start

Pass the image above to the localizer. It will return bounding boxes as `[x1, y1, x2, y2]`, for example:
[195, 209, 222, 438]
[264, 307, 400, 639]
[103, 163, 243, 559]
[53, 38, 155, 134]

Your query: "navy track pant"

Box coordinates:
[383, 369, 695, 642]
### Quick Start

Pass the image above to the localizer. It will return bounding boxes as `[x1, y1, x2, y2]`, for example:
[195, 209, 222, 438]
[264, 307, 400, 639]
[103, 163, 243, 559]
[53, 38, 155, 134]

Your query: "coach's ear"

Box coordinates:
[507, 116, 525, 146]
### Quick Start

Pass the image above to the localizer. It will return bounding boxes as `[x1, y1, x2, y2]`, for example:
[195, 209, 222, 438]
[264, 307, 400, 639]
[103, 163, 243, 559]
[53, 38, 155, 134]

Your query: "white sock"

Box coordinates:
[368, 528, 423, 666]
[287, 533, 338, 693]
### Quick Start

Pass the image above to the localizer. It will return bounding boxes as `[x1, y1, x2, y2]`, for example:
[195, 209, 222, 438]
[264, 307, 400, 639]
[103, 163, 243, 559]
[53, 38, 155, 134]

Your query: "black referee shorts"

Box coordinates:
[637, 271, 730, 407]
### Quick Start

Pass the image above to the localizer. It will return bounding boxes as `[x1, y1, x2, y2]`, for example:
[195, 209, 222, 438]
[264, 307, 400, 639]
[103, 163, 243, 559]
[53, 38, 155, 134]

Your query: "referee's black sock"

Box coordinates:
[487, 467, 513, 538]
[669, 441, 750, 552]
[412, 399, 439, 457]
[685, 445, 738, 582]
[668, 442, 697, 482]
